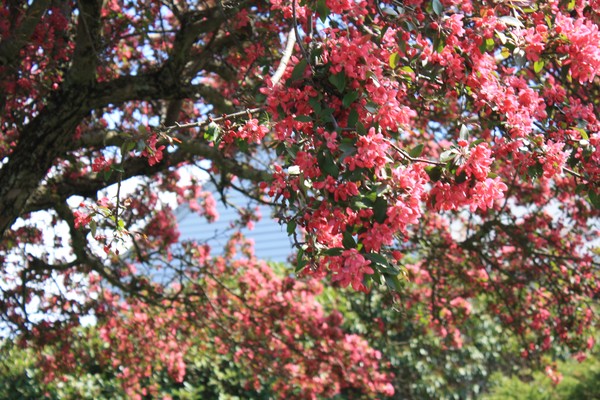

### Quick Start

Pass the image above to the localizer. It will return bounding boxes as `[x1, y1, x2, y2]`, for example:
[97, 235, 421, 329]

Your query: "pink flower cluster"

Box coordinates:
[346, 128, 390, 174]
[331, 249, 375, 292]
[141, 134, 166, 166]
[555, 14, 600, 83]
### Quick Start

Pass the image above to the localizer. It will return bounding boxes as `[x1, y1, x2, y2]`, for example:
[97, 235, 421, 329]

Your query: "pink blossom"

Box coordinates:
[360, 222, 394, 252]
[142, 134, 166, 166]
[331, 249, 374, 292]
[230, 118, 269, 143]
[555, 14, 600, 83]
[92, 155, 110, 172]
[541, 140, 567, 178]
[458, 143, 493, 180]
[469, 177, 508, 212]
[519, 25, 547, 62]
[73, 211, 92, 228]
[346, 128, 389, 173]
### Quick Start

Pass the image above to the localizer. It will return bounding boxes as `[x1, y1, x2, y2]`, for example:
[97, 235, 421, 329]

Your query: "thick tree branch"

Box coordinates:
[25, 139, 271, 214]
[67, 0, 103, 86]
[271, 29, 296, 87]
[0, 40, 229, 239]
[0, 89, 92, 237]
[161, 7, 223, 81]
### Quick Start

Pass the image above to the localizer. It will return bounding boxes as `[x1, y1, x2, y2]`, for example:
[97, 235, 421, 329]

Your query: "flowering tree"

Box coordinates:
[1, 0, 599, 396]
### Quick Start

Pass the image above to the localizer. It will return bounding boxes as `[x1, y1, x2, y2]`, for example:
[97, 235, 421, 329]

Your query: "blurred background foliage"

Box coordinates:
[0, 262, 597, 399]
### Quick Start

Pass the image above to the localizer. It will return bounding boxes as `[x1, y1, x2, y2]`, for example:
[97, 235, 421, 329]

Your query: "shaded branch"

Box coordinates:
[161, 7, 223, 81]
[53, 201, 162, 306]
[67, 0, 103, 86]
[25, 137, 271, 213]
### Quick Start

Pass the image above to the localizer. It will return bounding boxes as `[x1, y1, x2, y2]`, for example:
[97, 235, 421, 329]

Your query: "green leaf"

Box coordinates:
[409, 144, 424, 158]
[339, 139, 355, 153]
[533, 60, 545, 73]
[236, 138, 249, 153]
[308, 96, 322, 114]
[328, 72, 346, 92]
[287, 220, 296, 235]
[204, 122, 220, 141]
[398, 37, 407, 54]
[385, 273, 404, 291]
[440, 149, 457, 163]
[365, 191, 377, 203]
[295, 115, 312, 122]
[470, 138, 485, 147]
[352, 199, 368, 209]
[455, 171, 468, 183]
[364, 102, 378, 114]
[373, 196, 388, 223]
[434, 35, 446, 53]
[347, 109, 359, 128]
[356, 121, 367, 135]
[575, 184, 587, 195]
[121, 140, 136, 157]
[401, 65, 415, 74]
[290, 58, 308, 82]
[342, 91, 360, 108]
[425, 166, 443, 181]
[432, 0, 443, 15]
[459, 124, 469, 141]
[342, 231, 356, 249]
[389, 52, 400, 69]
[322, 247, 344, 256]
[319, 106, 335, 121]
[318, 152, 339, 177]
[574, 127, 589, 140]
[589, 191, 600, 209]
[89, 219, 97, 237]
[364, 252, 391, 270]
[527, 163, 544, 179]
[126, 140, 136, 153]
[316, 0, 330, 22]
[295, 248, 307, 272]
[381, 6, 398, 16]
[499, 15, 524, 28]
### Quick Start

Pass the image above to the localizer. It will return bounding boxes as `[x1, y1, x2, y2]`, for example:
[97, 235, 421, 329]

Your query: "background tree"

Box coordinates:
[0, 0, 599, 397]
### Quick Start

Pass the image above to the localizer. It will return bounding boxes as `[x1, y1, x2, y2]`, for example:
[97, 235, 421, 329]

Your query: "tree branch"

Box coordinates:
[271, 29, 296, 87]
[53, 201, 162, 305]
[67, 0, 103, 86]
[0, 5, 249, 238]
[25, 138, 271, 214]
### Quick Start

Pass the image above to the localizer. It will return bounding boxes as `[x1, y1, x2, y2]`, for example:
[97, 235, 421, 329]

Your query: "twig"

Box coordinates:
[563, 166, 583, 179]
[389, 142, 445, 166]
[291, 0, 310, 62]
[115, 170, 122, 229]
[159, 107, 263, 135]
